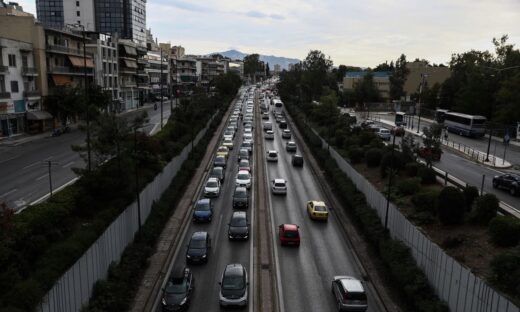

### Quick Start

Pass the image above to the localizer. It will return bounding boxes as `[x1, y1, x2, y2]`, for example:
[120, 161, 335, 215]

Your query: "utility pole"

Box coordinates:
[44, 160, 60, 198]
[81, 25, 91, 171]
[384, 133, 397, 230]
[134, 127, 142, 230]
[160, 49, 164, 129]
[417, 73, 427, 133]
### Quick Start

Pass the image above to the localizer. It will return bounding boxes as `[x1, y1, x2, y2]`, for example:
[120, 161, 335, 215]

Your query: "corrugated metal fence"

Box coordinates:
[316, 131, 519, 312]
[38, 115, 214, 312]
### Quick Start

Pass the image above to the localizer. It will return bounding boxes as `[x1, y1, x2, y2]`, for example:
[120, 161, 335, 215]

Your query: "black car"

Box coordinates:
[161, 267, 194, 311]
[279, 121, 288, 129]
[228, 211, 250, 240]
[186, 231, 211, 263]
[209, 166, 225, 182]
[219, 264, 249, 307]
[232, 186, 249, 209]
[493, 173, 520, 196]
[292, 154, 304, 167]
[214, 156, 227, 169]
[286, 141, 297, 152]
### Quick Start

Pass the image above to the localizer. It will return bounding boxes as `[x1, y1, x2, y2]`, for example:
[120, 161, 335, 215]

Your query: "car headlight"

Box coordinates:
[186, 254, 191, 258]
[180, 297, 187, 305]
[162, 298, 167, 306]
[202, 254, 207, 258]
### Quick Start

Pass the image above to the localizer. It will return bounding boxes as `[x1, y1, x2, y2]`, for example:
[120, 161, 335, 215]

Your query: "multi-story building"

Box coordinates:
[117, 39, 138, 110]
[273, 64, 281, 74]
[145, 50, 168, 100]
[172, 56, 197, 93]
[228, 60, 244, 79]
[37, 0, 147, 46]
[342, 71, 391, 101]
[135, 44, 147, 105]
[403, 61, 451, 96]
[0, 5, 51, 136]
[196, 56, 225, 86]
[86, 33, 119, 106]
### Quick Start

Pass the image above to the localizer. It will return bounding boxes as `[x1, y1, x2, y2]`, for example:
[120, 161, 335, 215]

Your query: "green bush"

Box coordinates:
[490, 246, 520, 297]
[418, 166, 437, 184]
[463, 186, 480, 211]
[405, 162, 420, 177]
[470, 194, 499, 225]
[380, 152, 403, 178]
[365, 148, 382, 167]
[347, 146, 364, 164]
[397, 178, 421, 196]
[437, 187, 466, 225]
[488, 216, 520, 247]
[411, 190, 440, 214]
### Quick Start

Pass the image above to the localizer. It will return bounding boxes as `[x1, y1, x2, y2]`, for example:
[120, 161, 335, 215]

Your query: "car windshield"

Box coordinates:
[234, 189, 247, 198]
[231, 217, 247, 227]
[238, 173, 250, 180]
[269, 152, 277, 157]
[218, 147, 227, 152]
[215, 157, 225, 163]
[314, 205, 327, 212]
[222, 275, 245, 290]
[165, 280, 186, 294]
[211, 168, 222, 175]
[274, 183, 285, 187]
[189, 239, 207, 249]
[196, 202, 210, 211]
[207, 181, 218, 188]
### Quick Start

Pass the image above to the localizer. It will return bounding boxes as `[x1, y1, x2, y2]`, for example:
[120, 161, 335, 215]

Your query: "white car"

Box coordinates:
[223, 138, 234, 150]
[282, 129, 291, 139]
[243, 133, 253, 142]
[266, 150, 278, 162]
[235, 170, 252, 189]
[204, 177, 221, 197]
[262, 112, 269, 120]
[265, 130, 274, 140]
[377, 128, 391, 141]
[271, 179, 287, 195]
[223, 133, 233, 141]
[244, 127, 253, 134]
[241, 140, 253, 154]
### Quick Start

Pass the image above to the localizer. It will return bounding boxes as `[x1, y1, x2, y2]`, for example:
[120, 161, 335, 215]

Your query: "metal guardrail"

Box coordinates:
[440, 138, 506, 166]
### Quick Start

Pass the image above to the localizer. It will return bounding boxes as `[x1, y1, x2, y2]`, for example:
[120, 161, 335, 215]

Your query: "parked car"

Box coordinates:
[331, 276, 368, 311]
[161, 267, 194, 311]
[278, 224, 300, 247]
[265, 130, 275, 140]
[292, 154, 304, 167]
[219, 264, 248, 307]
[228, 211, 250, 240]
[186, 231, 211, 263]
[271, 179, 287, 195]
[204, 177, 221, 198]
[214, 155, 227, 168]
[243, 133, 253, 142]
[235, 170, 252, 189]
[192, 198, 213, 222]
[286, 141, 297, 152]
[361, 120, 375, 129]
[282, 129, 292, 139]
[266, 150, 278, 162]
[376, 128, 391, 141]
[307, 200, 329, 221]
[209, 166, 225, 182]
[232, 186, 249, 209]
[493, 173, 520, 196]
[238, 159, 251, 172]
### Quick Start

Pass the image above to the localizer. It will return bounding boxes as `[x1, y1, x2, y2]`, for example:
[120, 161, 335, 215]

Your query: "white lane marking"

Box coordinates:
[62, 161, 75, 168]
[22, 161, 41, 170]
[17, 177, 80, 214]
[0, 156, 17, 165]
[213, 214, 224, 255]
[0, 188, 18, 198]
[35, 173, 49, 181]
[44, 156, 53, 161]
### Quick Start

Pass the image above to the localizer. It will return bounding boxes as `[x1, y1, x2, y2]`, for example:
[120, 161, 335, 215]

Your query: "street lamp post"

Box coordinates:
[384, 133, 397, 230]
[417, 73, 428, 133]
[159, 49, 164, 129]
[134, 126, 142, 230]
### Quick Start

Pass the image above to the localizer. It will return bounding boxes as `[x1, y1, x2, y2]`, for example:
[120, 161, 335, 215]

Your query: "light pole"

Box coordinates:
[159, 49, 164, 129]
[384, 133, 397, 230]
[417, 73, 428, 133]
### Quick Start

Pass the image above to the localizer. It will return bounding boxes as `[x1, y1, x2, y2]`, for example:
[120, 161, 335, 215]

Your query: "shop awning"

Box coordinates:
[27, 110, 53, 120]
[52, 75, 72, 86]
[124, 45, 137, 56]
[124, 59, 138, 68]
[68, 56, 94, 68]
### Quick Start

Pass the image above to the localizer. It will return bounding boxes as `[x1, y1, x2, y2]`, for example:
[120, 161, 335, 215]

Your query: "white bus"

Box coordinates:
[444, 112, 487, 137]
[395, 112, 406, 126]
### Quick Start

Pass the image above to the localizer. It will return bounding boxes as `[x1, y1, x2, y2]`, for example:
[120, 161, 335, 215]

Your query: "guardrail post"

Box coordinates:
[480, 175, 485, 195]
[445, 172, 448, 186]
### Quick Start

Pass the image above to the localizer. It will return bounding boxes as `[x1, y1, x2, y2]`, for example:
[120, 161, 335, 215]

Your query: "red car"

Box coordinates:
[418, 147, 442, 161]
[278, 224, 300, 247]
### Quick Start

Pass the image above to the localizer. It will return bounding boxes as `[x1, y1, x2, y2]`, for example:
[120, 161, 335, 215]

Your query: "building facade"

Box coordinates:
[342, 71, 391, 101]
[403, 61, 451, 96]
[86, 33, 119, 107]
[145, 50, 168, 100]
[195, 56, 225, 86]
[117, 39, 138, 110]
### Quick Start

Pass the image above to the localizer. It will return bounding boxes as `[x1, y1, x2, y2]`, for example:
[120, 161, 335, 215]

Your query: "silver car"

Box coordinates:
[204, 177, 221, 198]
[331, 276, 368, 311]
[219, 264, 248, 307]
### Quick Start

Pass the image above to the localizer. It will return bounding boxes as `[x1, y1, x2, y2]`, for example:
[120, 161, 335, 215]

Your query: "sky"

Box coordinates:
[16, 0, 520, 68]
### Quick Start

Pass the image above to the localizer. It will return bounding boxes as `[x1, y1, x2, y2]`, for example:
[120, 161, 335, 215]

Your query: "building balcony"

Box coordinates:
[48, 66, 94, 75]
[47, 45, 93, 57]
[137, 70, 147, 77]
[0, 92, 11, 99]
[24, 90, 41, 98]
[121, 81, 137, 88]
[22, 67, 38, 76]
[119, 68, 137, 75]
[137, 58, 148, 65]
[0, 65, 8, 73]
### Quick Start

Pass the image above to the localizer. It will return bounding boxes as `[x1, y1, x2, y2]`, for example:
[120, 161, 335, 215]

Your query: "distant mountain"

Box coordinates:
[212, 50, 300, 70]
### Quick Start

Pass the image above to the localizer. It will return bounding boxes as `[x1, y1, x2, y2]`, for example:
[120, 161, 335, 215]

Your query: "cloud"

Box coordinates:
[244, 10, 285, 20]
[157, 0, 213, 13]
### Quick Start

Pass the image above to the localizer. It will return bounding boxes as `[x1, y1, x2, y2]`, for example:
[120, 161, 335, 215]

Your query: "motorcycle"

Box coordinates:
[51, 125, 71, 137]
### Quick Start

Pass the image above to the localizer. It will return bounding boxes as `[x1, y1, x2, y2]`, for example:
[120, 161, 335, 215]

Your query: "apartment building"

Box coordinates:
[196, 56, 225, 86]
[145, 50, 169, 100]
[86, 33, 119, 103]
[342, 71, 391, 101]
[118, 39, 138, 110]
[403, 61, 451, 95]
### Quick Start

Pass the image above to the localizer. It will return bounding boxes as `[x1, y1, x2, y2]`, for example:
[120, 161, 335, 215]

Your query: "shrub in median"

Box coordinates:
[418, 165, 437, 184]
[470, 194, 499, 225]
[488, 216, 520, 247]
[411, 190, 440, 215]
[437, 187, 466, 225]
[365, 148, 382, 167]
[405, 162, 420, 177]
[380, 151, 404, 178]
[347, 146, 364, 164]
[397, 178, 421, 196]
[463, 185, 480, 212]
[490, 246, 520, 298]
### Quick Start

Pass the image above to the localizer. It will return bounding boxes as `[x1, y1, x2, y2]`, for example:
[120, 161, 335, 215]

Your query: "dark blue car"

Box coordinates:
[192, 198, 213, 222]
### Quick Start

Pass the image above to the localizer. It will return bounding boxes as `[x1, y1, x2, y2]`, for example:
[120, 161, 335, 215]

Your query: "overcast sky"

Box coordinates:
[17, 0, 520, 67]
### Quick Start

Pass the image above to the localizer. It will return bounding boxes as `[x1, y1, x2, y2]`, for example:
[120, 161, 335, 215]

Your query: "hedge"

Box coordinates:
[488, 216, 520, 247]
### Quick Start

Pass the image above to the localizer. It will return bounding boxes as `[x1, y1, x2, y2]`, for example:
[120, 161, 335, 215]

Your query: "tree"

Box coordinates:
[214, 72, 242, 98]
[437, 186, 466, 225]
[44, 85, 80, 127]
[354, 72, 380, 104]
[265, 62, 271, 77]
[374, 61, 394, 72]
[302, 50, 333, 101]
[244, 53, 262, 80]
[389, 54, 409, 100]
[421, 123, 443, 167]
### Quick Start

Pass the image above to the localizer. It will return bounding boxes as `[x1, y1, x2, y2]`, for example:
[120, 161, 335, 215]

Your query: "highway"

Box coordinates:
[0, 102, 172, 212]
[263, 103, 384, 312]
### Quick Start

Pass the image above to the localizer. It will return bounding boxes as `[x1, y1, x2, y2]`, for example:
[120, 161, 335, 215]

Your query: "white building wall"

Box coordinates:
[63, 0, 96, 31]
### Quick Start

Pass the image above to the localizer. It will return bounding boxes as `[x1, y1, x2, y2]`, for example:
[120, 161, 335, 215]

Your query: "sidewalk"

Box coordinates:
[373, 118, 512, 169]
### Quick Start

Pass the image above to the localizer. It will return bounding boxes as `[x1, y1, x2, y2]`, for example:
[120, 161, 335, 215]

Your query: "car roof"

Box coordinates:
[335, 276, 365, 292]
[281, 223, 298, 231]
[268, 150, 277, 153]
[191, 231, 208, 240]
[238, 170, 249, 175]
[283, 129, 291, 132]
[293, 154, 303, 158]
[207, 177, 219, 183]
[232, 211, 246, 219]
[287, 141, 296, 144]
[235, 186, 247, 192]
[239, 159, 249, 164]
[310, 200, 326, 206]
[215, 155, 225, 160]
[212, 166, 223, 172]
[197, 198, 210, 205]
[170, 267, 189, 281]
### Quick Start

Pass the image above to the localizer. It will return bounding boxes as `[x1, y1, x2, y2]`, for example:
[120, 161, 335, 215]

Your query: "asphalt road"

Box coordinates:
[0, 102, 172, 211]
[263, 105, 384, 312]
[156, 96, 254, 312]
